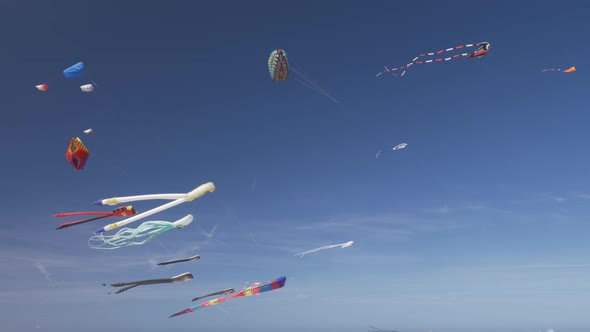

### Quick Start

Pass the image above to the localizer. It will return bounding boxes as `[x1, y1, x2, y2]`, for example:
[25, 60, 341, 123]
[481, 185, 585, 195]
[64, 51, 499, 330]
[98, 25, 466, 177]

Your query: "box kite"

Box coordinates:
[65, 137, 90, 171]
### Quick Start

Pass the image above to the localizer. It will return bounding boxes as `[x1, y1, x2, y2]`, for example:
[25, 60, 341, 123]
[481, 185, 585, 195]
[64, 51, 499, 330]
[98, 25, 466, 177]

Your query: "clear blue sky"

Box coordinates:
[1, 1, 590, 331]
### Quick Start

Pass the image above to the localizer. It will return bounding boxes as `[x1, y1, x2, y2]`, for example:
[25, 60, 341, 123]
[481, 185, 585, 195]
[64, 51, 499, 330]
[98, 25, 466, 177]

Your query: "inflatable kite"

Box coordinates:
[376, 143, 408, 158]
[93, 182, 215, 233]
[542, 66, 576, 73]
[192, 288, 235, 302]
[63, 62, 85, 78]
[65, 137, 90, 171]
[169, 276, 286, 318]
[294, 241, 354, 257]
[54, 206, 137, 230]
[35, 84, 48, 91]
[80, 83, 94, 92]
[268, 49, 289, 82]
[158, 255, 200, 266]
[109, 272, 193, 294]
[88, 214, 193, 250]
[377, 42, 491, 77]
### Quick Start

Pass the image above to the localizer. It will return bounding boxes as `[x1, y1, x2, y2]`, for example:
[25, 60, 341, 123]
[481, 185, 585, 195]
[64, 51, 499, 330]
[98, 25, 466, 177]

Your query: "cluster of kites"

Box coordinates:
[44, 40, 577, 324]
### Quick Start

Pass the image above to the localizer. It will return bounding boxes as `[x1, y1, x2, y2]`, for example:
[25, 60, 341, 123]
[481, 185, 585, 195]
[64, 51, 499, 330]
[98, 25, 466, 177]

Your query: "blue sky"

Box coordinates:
[1, 1, 590, 331]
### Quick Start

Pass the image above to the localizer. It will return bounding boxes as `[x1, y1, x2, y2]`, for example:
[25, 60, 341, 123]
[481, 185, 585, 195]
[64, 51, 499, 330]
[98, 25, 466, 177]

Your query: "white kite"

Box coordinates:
[35, 84, 48, 91]
[80, 83, 94, 92]
[93, 182, 215, 233]
[294, 241, 354, 257]
[83, 128, 94, 135]
[376, 143, 408, 158]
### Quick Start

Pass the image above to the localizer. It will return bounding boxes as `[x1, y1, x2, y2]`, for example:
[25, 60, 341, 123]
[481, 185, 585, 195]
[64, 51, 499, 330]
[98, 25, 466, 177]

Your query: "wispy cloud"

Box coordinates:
[34, 261, 52, 283]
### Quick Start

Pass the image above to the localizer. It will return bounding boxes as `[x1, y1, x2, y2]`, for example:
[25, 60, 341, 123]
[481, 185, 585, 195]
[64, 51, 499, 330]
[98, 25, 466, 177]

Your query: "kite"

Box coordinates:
[542, 66, 576, 73]
[54, 206, 137, 230]
[88, 214, 194, 250]
[169, 297, 227, 318]
[192, 288, 235, 302]
[110, 272, 193, 294]
[63, 62, 85, 78]
[80, 83, 94, 92]
[376, 143, 408, 158]
[35, 84, 48, 91]
[377, 42, 491, 77]
[65, 137, 90, 171]
[268, 49, 289, 82]
[158, 255, 200, 266]
[268, 49, 339, 104]
[294, 241, 354, 257]
[93, 182, 215, 233]
[169, 276, 286, 318]
[83, 129, 93, 135]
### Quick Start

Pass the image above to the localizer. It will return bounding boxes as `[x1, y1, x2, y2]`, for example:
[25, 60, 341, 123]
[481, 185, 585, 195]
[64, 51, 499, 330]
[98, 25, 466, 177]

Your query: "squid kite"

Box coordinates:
[169, 276, 286, 318]
[294, 241, 354, 257]
[55, 206, 136, 230]
[65, 137, 90, 171]
[542, 66, 576, 73]
[93, 182, 215, 233]
[88, 214, 193, 250]
[192, 288, 235, 302]
[158, 255, 200, 266]
[377, 42, 491, 77]
[110, 272, 193, 294]
[376, 143, 408, 159]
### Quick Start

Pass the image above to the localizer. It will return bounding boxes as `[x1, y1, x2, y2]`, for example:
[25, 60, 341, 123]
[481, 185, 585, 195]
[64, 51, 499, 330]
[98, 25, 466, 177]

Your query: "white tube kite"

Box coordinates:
[83, 128, 94, 135]
[294, 241, 354, 257]
[93, 182, 215, 233]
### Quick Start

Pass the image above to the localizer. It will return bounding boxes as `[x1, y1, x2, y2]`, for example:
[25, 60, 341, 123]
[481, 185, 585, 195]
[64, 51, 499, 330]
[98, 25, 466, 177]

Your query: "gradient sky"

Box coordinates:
[1, 1, 590, 332]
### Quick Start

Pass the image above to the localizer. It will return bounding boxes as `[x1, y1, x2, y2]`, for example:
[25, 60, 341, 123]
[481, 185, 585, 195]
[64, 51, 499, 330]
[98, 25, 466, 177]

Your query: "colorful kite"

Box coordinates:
[169, 297, 227, 318]
[54, 206, 137, 230]
[35, 84, 48, 91]
[65, 137, 90, 171]
[110, 272, 193, 294]
[542, 66, 576, 73]
[88, 214, 193, 250]
[268, 49, 339, 104]
[294, 241, 354, 257]
[93, 182, 215, 233]
[192, 288, 235, 302]
[169, 276, 286, 318]
[268, 49, 289, 82]
[158, 255, 200, 266]
[377, 42, 491, 77]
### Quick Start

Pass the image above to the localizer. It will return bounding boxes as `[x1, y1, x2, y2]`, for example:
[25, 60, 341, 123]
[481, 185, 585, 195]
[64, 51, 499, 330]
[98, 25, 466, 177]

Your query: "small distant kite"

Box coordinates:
[88, 214, 194, 250]
[294, 241, 354, 257]
[92, 182, 215, 233]
[80, 83, 94, 92]
[377, 42, 491, 77]
[192, 288, 235, 302]
[83, 128, 93, 135]
[158, 255, 200, 266]
[54, 206, 137, 230]
[542, 66, 576, 73]
[63, 62, 85, 78]
[65, 137, 90, 171]
[376, 143, 408, 158]
[35, 84, 48, 91]
[110, 272, 193, 294]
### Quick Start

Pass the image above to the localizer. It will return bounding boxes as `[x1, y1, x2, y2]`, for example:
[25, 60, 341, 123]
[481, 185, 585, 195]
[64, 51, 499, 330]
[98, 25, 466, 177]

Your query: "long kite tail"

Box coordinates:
[378, 42, 487, 77]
